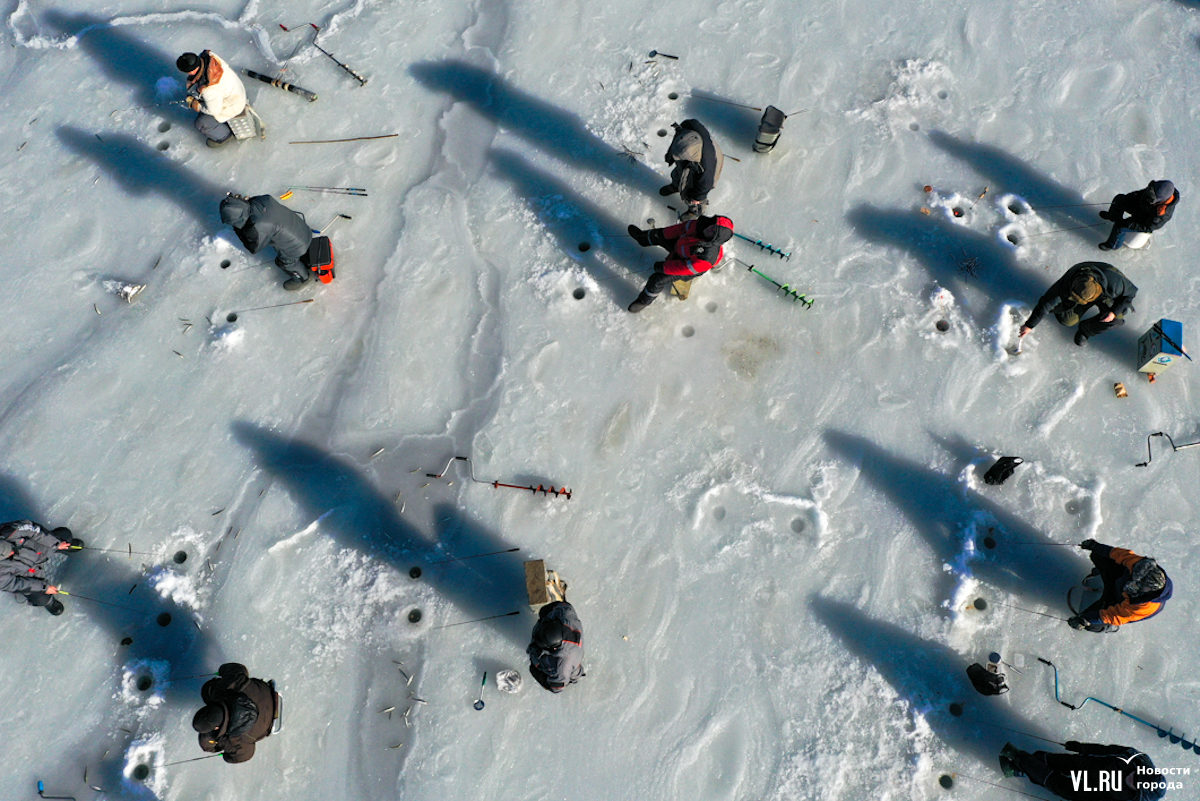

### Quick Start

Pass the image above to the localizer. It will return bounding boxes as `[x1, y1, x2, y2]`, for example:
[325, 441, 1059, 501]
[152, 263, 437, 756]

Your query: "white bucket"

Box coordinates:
[1125, 231, 1150, 249]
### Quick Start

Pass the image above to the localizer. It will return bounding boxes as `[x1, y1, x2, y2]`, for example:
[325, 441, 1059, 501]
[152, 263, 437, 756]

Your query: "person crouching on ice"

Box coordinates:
[176, 51, 247, 148]
[1068, 539, 1171, 633]
[1018, 261, 1137, 347]
[527, 601, 584, 693]
[625, 215, 734, 313]
[219, 193, 315, 291]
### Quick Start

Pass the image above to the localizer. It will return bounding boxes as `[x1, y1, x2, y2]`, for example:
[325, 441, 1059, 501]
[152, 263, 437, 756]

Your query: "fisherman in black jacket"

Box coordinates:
[659, 119, 724, 221]
[1018, 261, 1138, 346]
[219, 193, 314, 290]
[1000, 741, 1165, 800]
[1099, 180, 1179, 251]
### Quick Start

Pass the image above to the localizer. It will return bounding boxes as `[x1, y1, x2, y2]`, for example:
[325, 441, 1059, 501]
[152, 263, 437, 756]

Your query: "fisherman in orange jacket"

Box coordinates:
[1069, 540, 1171, 632]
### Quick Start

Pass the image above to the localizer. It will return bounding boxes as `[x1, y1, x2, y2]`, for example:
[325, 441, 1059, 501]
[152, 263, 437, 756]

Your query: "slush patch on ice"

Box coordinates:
[268, 509, 336, 553]
[123, 732, 166, 797]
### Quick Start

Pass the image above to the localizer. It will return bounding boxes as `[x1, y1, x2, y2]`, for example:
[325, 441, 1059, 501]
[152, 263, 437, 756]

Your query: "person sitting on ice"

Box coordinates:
[1068, 540, 1171, 633]
[194, 662, 278, 763]
[999, 741, 1165, 800]
[1017, 261, 1137, 346]
[527, 601, 584, 694]
[0, 520, 83, 616]
[659, 119, 724, 221]
[626, 215, 735, 312]
[220, 193, 315, 291]
[1099, 180, 1179, 252]
[177, 50, 247, 148]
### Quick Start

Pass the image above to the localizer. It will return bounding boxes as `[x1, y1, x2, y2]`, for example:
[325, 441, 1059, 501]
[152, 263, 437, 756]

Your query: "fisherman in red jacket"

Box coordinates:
[626, 215, 734, 313]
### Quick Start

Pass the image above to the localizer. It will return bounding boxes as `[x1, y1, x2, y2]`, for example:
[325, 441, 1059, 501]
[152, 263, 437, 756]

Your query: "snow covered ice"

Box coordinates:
[1, 0, 1199, 799]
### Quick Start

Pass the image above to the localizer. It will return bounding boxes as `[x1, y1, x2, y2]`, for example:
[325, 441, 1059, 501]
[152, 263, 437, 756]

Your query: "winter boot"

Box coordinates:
[206, 136, 234, 148]
[678, 203, 702, 222]
[999, 743, 1025, 778]
[627, 225, 651, 247]
[628, 291, 656, 313]
[658, 184, 678, 197]
[45, 597, 65, 616]
[1074, 330, 1089, 347]
[670, 280, 691, 300]
[283, 272, 309, 291]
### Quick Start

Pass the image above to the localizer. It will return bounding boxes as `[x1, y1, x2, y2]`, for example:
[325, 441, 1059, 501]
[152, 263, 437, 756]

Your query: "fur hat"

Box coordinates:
[1069, 273, 1102, 305]
[1125, 558, 1167, 596]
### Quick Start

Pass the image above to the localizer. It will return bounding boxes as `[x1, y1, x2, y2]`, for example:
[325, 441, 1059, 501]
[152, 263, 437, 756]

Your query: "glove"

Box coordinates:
[1064, 741, 1082, 752]
[1079, 539, 1097, 551]
[627, 225, 651, 247]
[1068, 615, 1087, 630]
[653, 261, 665, 272]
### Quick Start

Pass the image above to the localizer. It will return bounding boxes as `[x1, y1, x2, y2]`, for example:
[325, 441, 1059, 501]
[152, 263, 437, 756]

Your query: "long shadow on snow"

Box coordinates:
[683, 91, 761, 147]
[232, 423, 527, 645]
[490, 148, 650, 302]
[409, 60, 665, 197]
[824, 430, 1088, 610]
[44, 12, 191, 124]
[845, 203, 1142, 367]
[57, 126, 225, 227]
[0, 474, 39, 522]
[927, 130, 1100, 245]
[811, 596, 1055, 766]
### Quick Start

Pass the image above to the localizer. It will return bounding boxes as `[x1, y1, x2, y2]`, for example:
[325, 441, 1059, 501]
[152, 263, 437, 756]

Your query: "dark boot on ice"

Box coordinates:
[207, 136, 233, 149]
[658, 183, 678, 197]
[628, 291, 656, 313]
[999, 743, 1025, 778]
[1074, 330, 1089, 347]
[283, 272, 309, 291]
[627, 225, 651, 247]
[45, 598, 65, 616]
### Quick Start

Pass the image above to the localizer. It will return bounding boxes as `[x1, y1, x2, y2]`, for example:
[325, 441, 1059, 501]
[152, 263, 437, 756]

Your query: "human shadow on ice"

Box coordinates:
[71, 557, 220, 701]
[57, 126, 224, 227]
[233, 423, 528, 645]
[0, 474, 38, 521]
[846, 203, 1142, 367]
[811, 596, 1055, 766]
[824, 430, 1088, 610]
[683, 92, 761, 148]
[927, 131, 1099, 244]
[44, 12, 190, 124]
[490, 148, 648, 300]
[409, 60, 665, 197]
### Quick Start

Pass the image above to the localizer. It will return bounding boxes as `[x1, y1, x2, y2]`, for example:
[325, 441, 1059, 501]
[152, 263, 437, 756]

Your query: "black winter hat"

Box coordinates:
[192, 704, 224, 732]
[532, 619, 567, 650]
[176, 52, 201, 73]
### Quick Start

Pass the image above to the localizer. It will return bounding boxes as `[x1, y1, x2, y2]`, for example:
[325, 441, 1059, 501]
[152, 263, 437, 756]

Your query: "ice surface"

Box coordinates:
[1, 1, 1199, 800]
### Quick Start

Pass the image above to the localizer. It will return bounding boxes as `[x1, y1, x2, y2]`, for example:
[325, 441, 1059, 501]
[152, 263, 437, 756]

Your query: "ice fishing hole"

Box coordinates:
[937, 90, 948, 100]
[939, 774, 954, 789]
[120, 637, 133, 646]
[1007, 232, 1021, 245]
[226, 313, 238, 323]
[136, 675, 153, 692]
[1008, 203, 1023, 215]
[949, 702, 963, 717]
[712, 506, 726, 521]
[572, 288, 586, 300]
[1065, 500, 1081, 515]
[705, 302, 717, 313]
[158, 121, 172, 132]
[409, 566, 422, 579]
[172, 550, 187, 564]
[133, 765, 150, 781]
[219, 260, 231, 269]
[657, 129, 668, 137]
[790, 518, 806, 534]
[681, 325, 695, 338]
[577, 242, 591, 252]
[983, 536, 997, 549]
[668, 92, 679, 100]
[156, 141, 170, 151]
[156, 613, 172, 627]
[952, 207, 964, 217]
[909, 122, 920, 131]
[935, 319, 950, 332]
[408, 609, 422, 624]
[973, 598, 988, 611]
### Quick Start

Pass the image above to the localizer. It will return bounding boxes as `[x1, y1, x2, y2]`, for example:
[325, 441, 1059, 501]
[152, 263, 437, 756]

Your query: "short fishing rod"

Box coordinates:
[56, 591, 143, 613]
[431, 610, 520, 630]
[951, 771, 1060, 800]
[71, 545, 155, 556]
[429, 548, 521, 565]
[160, 753, 224, 768]
[960, 714, 1066, 747]
[990, 599, 1068, 622]
[1022, 222, 1107, 239]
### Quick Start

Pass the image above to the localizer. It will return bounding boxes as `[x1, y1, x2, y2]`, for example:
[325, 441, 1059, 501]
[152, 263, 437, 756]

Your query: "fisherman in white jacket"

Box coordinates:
[176, 50, 247, 147]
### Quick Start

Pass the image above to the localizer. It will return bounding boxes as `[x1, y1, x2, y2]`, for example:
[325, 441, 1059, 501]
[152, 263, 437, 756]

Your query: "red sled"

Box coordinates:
[302, 236, 335, 284]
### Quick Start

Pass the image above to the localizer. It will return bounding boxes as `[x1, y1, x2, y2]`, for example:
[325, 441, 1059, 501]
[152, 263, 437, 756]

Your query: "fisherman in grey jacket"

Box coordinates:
[659, 119, 724, 221]
[1018, 261, 1138, 346]
[0, 520, 81, 615]
[527, 601, 584, 693]
[219, 193, 314, 290]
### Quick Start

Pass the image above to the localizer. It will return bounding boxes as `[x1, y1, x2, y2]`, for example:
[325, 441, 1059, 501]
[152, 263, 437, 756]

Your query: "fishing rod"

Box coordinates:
[56, 591, 142, 613]
[429, 548, 521, 565]
[1150, 321, 1192, 362]
[431, 610, 521, 630]
[242, 69, 318, 102]
[223, 299, 315, 321]
[1039, 658, 1200, 753]
[1021, 222, 1107, 239]
[284, 185, 368, 196]
[951, 772, 1059, 800]
[729, 258, 813, 307]
[160, 753, 225, 768]
[688, 93, 760, 112]
[961, 714, 1065, 747]
[279, 23, 368, 85]
[991, 600, 1068, 622]
[426, 456, 572, 499]
[71, 545, 155, 556]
